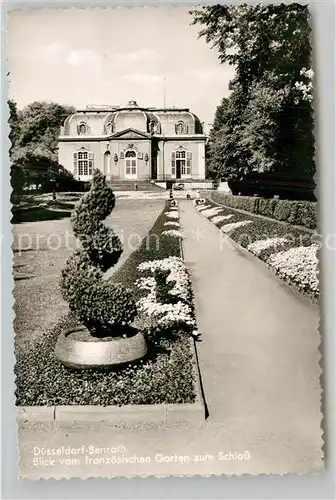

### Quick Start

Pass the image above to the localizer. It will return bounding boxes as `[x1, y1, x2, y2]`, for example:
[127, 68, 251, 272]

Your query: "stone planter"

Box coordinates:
[54, 325, 147, 369]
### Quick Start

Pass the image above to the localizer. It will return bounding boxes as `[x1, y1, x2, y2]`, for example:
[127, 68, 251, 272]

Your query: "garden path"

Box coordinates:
[179, 199, 321, 447]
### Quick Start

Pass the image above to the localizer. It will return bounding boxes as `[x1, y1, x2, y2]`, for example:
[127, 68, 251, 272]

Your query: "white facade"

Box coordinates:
[58, 101, 207, 182]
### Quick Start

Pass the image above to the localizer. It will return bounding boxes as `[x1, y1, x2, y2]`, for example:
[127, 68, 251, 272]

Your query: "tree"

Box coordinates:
[191, 4, 315, 182]
[9, 100, 75, 190]
[60, 170, 137, 337]
[17, 101, 75, 160]
[8, 100, 20, 157]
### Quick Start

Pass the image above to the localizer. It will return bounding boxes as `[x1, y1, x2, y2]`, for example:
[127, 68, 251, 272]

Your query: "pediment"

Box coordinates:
[110, 128, 150, 139]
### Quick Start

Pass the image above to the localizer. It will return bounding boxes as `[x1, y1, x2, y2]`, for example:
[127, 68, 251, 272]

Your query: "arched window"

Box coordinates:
[105, 122, 113, 134]
[175, 121, 188, 135]
[125, 150, 137, 178]
[73, 149, 94, 178]
[149, 121, 155, 134]
[78, 122, 89, 135]
[171, 148, 192, 179]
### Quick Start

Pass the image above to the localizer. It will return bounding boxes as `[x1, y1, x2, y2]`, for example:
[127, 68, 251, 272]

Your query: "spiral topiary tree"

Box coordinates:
[60, 169, 137, 337]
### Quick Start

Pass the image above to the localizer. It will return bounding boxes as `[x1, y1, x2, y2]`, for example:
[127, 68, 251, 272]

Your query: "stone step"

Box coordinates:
[106, 180, 164, 192]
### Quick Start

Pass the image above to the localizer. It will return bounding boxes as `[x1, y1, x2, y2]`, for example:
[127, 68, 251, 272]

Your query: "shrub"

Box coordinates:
[205, 191, 317, 230]
[60, 170, 137, 336]
[154, 268, 177, 304]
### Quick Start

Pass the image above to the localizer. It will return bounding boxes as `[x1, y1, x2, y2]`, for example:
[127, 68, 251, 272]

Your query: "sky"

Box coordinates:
[7, 6, 235, 133]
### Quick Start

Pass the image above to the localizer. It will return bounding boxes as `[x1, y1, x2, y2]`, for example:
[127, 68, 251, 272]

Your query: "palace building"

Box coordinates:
[58, 100, 207, 182]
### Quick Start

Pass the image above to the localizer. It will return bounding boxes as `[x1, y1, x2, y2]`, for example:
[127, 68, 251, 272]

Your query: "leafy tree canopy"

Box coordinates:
[15, 101, 75, 162]
[191, 3, 315, 182]
[9, 100, 75, 192]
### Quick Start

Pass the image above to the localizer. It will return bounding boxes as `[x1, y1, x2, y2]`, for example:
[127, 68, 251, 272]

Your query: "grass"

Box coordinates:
[47, 200, 76, 210]
[11, 197, 76, 223]
[15, 201, 197, 407]
[12, 207, 72, 224]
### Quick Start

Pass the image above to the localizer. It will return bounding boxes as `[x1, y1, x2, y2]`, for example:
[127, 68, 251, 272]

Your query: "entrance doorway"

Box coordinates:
[176, 159, 185, 179]
[125, 150, 137, 179]
[104, 151, 111, 176]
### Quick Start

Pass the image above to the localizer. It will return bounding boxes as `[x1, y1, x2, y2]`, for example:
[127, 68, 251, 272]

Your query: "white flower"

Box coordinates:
[247, 237, 289, 256]
[162, 229, 183, 239]
[135, 276, 156, 291]
[300, 67, 314, 79]
[166, 212, 179, 219]
[267, 244, 319, 294]
[200, 207, 224, 218]
[164, 221, 180, 228]
[196, 204, 211, 212]
[211, 214, 234, 224]
[221, 221, 253, 233]
[270, 40, 281, 50]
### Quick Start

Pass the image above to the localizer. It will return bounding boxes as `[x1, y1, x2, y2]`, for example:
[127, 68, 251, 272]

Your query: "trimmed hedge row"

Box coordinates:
[203, 191, 317, 230]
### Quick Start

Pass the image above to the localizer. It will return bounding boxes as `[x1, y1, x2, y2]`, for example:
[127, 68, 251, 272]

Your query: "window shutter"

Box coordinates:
[186, 151, 192, 174]
[119, 151, 125, 159]
[171, 152, 176, 174]
[88, 152, 94, 174]
[73, 152, 78, 176]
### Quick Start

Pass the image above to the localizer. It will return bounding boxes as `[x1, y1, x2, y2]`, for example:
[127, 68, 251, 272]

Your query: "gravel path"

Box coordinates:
[13, 199, 164, 349]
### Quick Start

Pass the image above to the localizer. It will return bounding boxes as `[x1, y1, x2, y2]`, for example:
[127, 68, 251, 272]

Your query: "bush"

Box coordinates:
[155, 268, 177, 304]
[205, 191, 317, 230]
[60, 170, 137, 336]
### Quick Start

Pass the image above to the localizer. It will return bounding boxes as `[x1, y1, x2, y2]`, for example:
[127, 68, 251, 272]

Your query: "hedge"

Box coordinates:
[204, 191, 317, 230]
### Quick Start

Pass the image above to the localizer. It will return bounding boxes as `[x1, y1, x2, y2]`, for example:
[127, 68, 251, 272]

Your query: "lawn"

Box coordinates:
[13, 199, 164, 350]
[15, 200, 197, 407]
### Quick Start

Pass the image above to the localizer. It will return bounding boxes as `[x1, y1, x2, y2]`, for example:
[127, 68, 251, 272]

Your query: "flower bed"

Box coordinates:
[247, 237, 289, 256]
[211, 214, 234, 224]
[15, 201, 197, 406]
[198, 207, 223, 218]
[164, 221, 180, 228]
[162, 229, 184, 239]
[221, 220, 253, 233]
[165, 211, 179, 219]
[137, 257, 196, 331]
[196, 199, 318, 299]
[267, 244, 319, 297]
